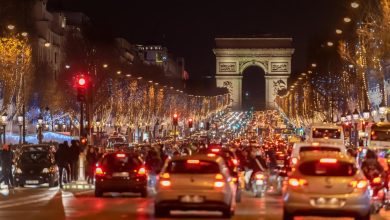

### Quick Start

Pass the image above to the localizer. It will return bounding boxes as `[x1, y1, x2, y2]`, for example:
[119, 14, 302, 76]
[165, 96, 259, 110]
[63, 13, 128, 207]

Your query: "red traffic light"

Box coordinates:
[78, 78, 86, 86]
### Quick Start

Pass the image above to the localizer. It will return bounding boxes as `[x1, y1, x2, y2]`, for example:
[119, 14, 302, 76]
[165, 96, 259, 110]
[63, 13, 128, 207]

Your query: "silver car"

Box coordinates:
[154, 155, 237, 218]
[283, 151, 370, 220]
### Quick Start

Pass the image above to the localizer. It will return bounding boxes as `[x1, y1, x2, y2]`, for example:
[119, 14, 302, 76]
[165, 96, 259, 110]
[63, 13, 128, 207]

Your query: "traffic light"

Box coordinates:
[173, 113, 178, 126]
[188, 118, 193, 128]
[75, 74, 88, 102]
[80, 136, 87, 146]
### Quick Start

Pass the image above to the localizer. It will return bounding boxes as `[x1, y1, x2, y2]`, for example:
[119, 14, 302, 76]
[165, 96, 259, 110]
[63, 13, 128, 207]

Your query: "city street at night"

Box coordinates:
[2, 187, 389, 220]
[2, 0, 390, 219]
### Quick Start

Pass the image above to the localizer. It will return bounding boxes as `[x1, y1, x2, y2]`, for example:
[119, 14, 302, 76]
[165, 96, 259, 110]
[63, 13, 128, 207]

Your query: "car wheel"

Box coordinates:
[222, 205, 233, 218]
[95, 188, 103, 197]
[140, 189, 148, 198]
[154, 205, 169, 218]
[355, 212, 370, 220]
[283, 209, 294, 220]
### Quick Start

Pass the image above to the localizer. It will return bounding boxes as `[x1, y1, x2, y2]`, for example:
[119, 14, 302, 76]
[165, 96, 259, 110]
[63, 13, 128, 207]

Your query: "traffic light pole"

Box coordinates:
[80, 101, 84, 140]
[174, 125, 177, 144]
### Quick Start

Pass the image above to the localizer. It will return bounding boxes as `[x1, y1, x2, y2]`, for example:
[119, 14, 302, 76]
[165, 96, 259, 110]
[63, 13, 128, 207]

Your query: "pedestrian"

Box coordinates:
[70, 140, 80, 181]
[0, 144, 14, 189]
[55, 143, 70, 188]
[63, 141, 72, 182]
[145, 149, 163, 188]
[86, 146, 97, 184]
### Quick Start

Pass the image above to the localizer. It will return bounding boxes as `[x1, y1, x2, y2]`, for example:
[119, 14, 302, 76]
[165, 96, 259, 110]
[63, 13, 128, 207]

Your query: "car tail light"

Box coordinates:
[372, 177, 381, 184]
[95, 167, 104, 176]
[232, 159, 238, 165]
[187, 159, 200, 164]
[288, 178, 307, 187]
[137, 167, 146, 175]
[349, 179, 368, 189]
[211, 148, 220, 153]
[159, 172, 171, 187]
[214, 173, 225, 188]
[207, 153, 216, 157]
[116, 153, 126, 158]
[319, 158, 337, 163]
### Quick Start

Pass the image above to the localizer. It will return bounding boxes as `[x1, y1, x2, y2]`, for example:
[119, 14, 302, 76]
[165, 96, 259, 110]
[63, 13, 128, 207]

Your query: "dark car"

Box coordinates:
[94, 152, 147, 197]
[14, 145, 59, 187]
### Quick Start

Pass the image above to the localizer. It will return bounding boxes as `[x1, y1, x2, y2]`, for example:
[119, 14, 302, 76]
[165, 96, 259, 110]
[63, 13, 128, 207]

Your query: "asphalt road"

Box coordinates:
[1, 186, 390, 220]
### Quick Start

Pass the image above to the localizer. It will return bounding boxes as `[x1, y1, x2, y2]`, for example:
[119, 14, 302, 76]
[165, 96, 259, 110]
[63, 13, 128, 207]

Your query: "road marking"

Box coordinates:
[0, 190, 59, 209]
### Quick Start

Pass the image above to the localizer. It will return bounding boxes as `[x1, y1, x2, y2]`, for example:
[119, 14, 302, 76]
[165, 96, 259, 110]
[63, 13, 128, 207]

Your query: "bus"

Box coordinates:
[306, 123, 344, 145]
[368, 122, 390, 149]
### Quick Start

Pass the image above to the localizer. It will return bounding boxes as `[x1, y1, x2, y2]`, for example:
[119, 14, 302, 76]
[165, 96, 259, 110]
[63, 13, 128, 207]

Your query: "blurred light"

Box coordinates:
[348, 64, 354, 68]
[344, 17, 352, 23]
[44, 42, 51, 47]
[335, 29, 342, 34]
[21, 32, 28, 37]
[311, 63, 317, 68]
[126, 74, 131, 77]
[103, 64, 108, 68]
[65, 65, 70, 69]
[137, 77, 143, 80]
[7, 24, 15, 30]
[351, 2, 359, 8]
[327, 41, 334, 47]
[116, 70, 122, 74]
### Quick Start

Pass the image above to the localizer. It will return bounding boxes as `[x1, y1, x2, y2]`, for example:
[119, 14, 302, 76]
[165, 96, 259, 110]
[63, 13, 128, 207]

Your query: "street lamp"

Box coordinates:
[346, 110, 352, 122]
[340, 113, 346, 123]
[37, 114, 44, 144]
[1, 113, 7, 145]
[352, 109, 359, 121]
[352, 109, 360, 148]
[363, 108, 370, 120]
[379, 103, 387, 122]
[18, 115, 23, 146]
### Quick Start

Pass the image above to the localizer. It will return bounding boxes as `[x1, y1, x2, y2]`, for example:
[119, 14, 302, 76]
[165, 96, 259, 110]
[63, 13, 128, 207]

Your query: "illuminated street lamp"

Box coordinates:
[340, 113, 346, 122]
[344, 17, 352, 23]
[362, 108, 370, 120]
[1, 113, 7, 145]
[18, 115, 23, 146]
[351, 2, 359, 8]
[335, 29, 343, 34]
[346, 110, 352, 121]
[352, 109, 359, 121]
[37, 114, 44, 144]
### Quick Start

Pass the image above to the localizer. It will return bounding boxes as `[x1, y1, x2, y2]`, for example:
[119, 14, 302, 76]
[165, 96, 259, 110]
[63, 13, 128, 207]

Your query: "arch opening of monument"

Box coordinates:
[242, 65, 266, 110]
[214, 37, 294, 110]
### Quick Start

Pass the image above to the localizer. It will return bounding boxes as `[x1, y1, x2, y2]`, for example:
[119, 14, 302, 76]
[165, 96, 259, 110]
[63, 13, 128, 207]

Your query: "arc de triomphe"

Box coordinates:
[214, 38, 294, 110]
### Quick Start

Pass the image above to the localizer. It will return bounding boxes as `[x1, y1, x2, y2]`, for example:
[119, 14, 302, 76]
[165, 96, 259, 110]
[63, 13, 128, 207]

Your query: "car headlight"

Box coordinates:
[16, 168, 23, 174]
[42, 168, 49, 173]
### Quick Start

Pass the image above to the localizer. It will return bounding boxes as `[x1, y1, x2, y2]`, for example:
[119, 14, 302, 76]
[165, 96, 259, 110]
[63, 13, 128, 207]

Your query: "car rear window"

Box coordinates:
[298, 160, 356, 176]
[167, 160, 220, 174]
[21, 152, 50, 164]
[299, 146, 341, 153]
[102, 154, 141, 169]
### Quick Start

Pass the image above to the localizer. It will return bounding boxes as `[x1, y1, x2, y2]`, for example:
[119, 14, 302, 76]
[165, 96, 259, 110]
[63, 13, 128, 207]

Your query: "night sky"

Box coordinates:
[49, 0, 347, 78]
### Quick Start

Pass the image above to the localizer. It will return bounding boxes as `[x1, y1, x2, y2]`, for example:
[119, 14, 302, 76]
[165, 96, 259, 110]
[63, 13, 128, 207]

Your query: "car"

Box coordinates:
[94, 152, 147, 197]
[155, 155, 237, 218]
[14, 144, 59, 187]
[283, 151, 370, 220]
[290, 142, 347, 166]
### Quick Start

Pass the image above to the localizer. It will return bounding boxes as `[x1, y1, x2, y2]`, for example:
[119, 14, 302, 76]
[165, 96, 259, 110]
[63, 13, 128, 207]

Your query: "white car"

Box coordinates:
[283, 151, 370, 220]
[290, 142, 347, 166]
[154, 155, 237, 218]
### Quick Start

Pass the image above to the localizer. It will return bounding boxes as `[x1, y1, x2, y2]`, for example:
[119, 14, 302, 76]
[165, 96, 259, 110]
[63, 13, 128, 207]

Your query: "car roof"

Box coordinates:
[298, 151, 355, 164]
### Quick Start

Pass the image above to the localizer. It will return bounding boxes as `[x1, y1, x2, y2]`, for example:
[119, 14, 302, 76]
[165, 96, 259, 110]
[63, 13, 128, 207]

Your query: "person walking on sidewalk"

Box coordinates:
[55, 143, 70, 189]
[70, 140, 81, 181]
[0, 144, 14, 189]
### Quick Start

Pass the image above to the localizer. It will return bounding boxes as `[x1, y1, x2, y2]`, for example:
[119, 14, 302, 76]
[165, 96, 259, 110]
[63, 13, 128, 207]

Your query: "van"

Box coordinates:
[290, 142, 347, 166]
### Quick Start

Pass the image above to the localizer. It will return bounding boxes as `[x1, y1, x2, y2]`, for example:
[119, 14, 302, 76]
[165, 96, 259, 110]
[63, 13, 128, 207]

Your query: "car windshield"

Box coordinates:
[21, 152, 50, 164]
[370, 129, 390, 142]
[312, 128, 341, 139]
[299, 146, 341, 153]
[102, 154, 142, 169]
[299, 160, 356, 176]
[167, 160, 220, 174]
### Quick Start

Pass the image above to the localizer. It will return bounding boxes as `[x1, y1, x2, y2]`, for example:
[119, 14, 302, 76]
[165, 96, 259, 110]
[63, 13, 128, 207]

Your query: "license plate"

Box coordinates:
[180, 195, 204, 203]
[26, 180, 39, 184]
[112, 172, 129, 177]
